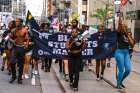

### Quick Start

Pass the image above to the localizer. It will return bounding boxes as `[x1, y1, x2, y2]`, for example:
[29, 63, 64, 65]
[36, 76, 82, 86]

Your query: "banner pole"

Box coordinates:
[116, 64, 117, 80]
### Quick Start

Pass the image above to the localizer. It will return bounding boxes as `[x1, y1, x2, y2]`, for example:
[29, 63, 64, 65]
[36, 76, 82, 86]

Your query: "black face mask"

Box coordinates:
[72, 25, 78, 28]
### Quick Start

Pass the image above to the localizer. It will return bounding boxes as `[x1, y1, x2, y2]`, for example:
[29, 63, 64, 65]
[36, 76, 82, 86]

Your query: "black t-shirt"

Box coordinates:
[68, 37, 83, 55]
[117, 32, 129, 49]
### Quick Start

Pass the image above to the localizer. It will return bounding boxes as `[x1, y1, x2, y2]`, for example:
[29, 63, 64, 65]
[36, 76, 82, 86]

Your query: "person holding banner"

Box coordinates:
[43, 22, 52, 72]
[66, 20, 85, 91]
[95, 25, 106, 81]
[115, 19, 135, 89]
[62, 25, 72, 81]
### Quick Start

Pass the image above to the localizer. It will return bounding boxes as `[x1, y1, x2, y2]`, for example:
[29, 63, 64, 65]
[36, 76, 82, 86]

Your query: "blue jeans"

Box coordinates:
[115, 49, 131, 86]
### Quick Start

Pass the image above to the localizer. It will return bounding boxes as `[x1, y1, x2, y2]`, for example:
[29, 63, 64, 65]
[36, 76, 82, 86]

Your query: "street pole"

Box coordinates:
[113, 0, 117, 80]
[16, 0, 19, 18]
[45, 0, 46, 17]
[105, 0, 109, 28]
[1, 0, 4, 24]
[113, 0, 116, 31]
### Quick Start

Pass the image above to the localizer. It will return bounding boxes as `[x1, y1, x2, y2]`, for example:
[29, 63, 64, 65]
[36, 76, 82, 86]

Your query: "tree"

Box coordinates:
[90, 0, 113, 25]
[91, 8, 106, 24]
[69, 12, 80, 21]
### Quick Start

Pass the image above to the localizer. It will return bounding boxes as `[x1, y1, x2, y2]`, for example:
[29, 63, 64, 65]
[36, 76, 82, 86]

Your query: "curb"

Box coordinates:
[38, 65, 45, 93]
[38, 64, 67, 93]
[91, 70, 116, 88]
[134, 49, 140, 53]
[52, 65, 67, 93]
[132, 70, 140, 75]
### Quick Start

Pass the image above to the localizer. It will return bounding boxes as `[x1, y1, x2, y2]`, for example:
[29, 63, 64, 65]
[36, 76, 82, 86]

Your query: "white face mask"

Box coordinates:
[67, 29, 72, 33]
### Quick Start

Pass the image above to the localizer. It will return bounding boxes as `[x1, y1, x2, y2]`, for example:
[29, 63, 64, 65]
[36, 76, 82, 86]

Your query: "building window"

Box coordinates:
[82, 11, 87, 22]
[82, 11, 87, 15]
[0, 7, 1, 11]
[0, 0, 12, 12]
[82, 0, 87, 5]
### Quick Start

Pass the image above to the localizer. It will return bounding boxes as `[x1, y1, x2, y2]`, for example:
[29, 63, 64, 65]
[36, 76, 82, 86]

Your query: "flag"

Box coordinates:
[121, 0, 128, 6]
[50, 17, 59, 32]
[25, 10, 40, 30]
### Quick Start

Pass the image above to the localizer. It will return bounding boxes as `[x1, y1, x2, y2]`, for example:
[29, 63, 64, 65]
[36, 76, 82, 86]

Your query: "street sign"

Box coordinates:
[126, 10, 140, 20]
[114, 1, 121, 5]
[126, 11, 137, 20]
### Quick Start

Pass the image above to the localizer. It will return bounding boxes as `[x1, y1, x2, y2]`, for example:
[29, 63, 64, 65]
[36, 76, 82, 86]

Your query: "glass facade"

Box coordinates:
[0, 0, 12, 12]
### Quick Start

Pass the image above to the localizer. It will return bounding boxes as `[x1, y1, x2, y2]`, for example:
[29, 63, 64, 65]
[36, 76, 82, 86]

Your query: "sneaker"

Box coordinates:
[73, 88, 78, 91]
[88, 68, 92, 71]
[34, 70, 38, 75]
[31, 75, 36, 85]
[9, 77, 16, 83]
[8, 70, 11, 75]
[121, 84, 125, 88]
[22, 75, 24, 79]
[100, 75, 104, 80]
[116, 85, 123, 89]
[70, 82, 73, 88]
[65, 75, 69, 82]
[25, 74, 30, 79]
[107, 63, 111, 68]
[32, 70, 35, 74]
[48, 69, 50, 72]
[88, 65, 92, 71]
[45, 69, 48, 72]
[1, 66, 4, 71]
[96, 77, 100, 81]
[41, 66, 44, 70]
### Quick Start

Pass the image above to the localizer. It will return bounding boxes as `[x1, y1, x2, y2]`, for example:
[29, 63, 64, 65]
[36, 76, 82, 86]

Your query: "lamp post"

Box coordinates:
[15, 0, 19, 18]
[113, 0, 121, 31]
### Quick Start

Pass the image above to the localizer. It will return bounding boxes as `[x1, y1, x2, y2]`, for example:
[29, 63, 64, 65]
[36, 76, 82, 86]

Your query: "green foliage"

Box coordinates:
[71, 12, 80, 20]
[91, 8, 106, 24]
[90, 0, 113, 24]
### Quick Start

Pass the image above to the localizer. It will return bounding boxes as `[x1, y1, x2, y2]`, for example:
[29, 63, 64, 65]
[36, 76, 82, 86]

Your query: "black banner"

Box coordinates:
[32, 31, 117, 59]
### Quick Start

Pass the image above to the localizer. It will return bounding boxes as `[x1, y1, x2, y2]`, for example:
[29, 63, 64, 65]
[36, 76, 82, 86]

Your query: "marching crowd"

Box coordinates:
[0, 17, 135, 91]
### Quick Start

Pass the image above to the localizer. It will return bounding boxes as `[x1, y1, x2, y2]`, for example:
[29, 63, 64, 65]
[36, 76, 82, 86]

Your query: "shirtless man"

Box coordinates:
[9, 18, 29, 84]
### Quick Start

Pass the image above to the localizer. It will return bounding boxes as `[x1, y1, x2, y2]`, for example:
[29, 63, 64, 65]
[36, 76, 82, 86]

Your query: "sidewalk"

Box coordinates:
[39, 59, 140, 93]
[51, 62, 119, 93]
[91, 59, 140, 93]
[38, 64, 63, 93]
[134, 44, 140, 52]
[0, 57, 41, 93]
[0, 71, 41, 93]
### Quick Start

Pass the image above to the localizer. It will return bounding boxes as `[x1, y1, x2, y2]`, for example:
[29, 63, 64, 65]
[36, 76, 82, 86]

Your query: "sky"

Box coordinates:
[25, 0, 43, 16]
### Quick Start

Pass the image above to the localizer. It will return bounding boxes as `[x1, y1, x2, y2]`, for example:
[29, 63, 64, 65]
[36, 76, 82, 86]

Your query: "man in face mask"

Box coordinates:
[66, 24, 72, 33]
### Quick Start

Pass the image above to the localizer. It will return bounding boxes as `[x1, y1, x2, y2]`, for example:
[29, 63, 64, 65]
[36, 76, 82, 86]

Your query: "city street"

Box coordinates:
[0, 0, 140, 93]
[0, 57, 42, 93]
[1, 50, 140, 93]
